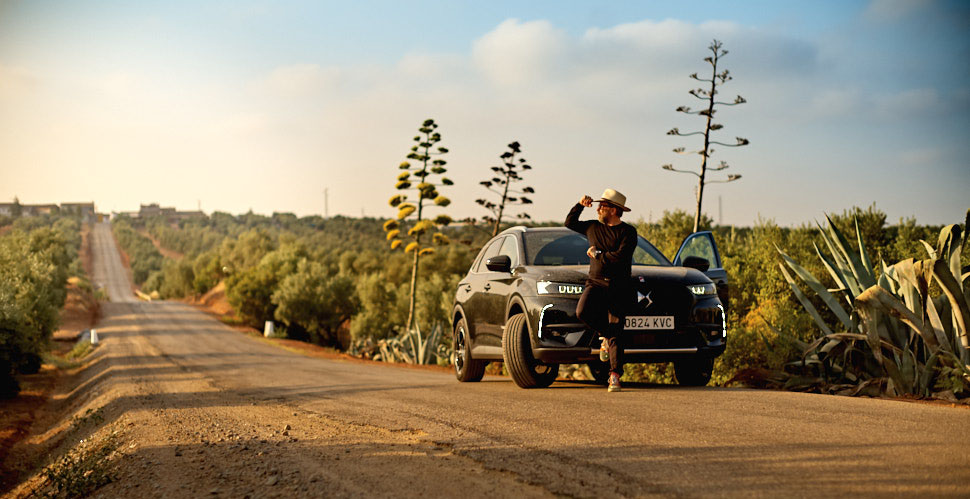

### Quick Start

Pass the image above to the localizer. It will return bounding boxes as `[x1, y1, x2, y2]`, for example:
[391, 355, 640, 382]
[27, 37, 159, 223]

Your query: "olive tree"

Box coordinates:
[384, 119, 453, 331]
[662, 39, 749, 233]
[476, 141, 534, 236]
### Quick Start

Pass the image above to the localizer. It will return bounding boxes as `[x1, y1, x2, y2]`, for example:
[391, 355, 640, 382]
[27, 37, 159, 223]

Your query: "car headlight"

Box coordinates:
[537, 281, 584, 295]
[687, 283, 717, 296]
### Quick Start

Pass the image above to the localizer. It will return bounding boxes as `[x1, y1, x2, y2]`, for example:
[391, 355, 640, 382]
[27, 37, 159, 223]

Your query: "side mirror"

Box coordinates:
[682, 256, 710, 272]
[485, 255, 512, 273]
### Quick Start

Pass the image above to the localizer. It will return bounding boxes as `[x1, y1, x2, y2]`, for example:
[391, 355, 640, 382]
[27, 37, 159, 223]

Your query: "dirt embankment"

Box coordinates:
[138, 228, 184, 260]
[191, 280, 235, 318]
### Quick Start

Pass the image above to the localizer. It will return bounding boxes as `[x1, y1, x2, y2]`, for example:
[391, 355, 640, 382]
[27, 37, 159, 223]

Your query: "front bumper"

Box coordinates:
[523, 295, 726, 364]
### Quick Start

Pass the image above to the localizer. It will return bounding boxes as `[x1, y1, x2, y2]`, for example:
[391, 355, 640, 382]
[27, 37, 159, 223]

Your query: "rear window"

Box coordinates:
[522, 230, 670, 266]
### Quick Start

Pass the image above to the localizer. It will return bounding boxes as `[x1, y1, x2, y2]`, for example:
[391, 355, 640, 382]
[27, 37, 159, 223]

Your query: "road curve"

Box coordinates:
[83, 222, 970, 498]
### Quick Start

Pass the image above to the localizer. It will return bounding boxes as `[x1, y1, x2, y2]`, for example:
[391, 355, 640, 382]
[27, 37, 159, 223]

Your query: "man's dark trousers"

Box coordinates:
[576, 279, 624, 376]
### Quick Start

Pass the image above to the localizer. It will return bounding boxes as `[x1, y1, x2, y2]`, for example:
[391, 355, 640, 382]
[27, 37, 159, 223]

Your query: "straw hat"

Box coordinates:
[595, 188, 631, 212]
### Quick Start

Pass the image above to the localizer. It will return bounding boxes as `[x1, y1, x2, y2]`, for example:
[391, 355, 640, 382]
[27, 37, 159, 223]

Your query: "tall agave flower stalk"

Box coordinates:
[384, 119, 453, 331]
[776, 210, 970, 397]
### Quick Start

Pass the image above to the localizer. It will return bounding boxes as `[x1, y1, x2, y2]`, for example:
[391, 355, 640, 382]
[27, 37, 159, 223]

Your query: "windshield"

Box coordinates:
[522, 230, 671, 266]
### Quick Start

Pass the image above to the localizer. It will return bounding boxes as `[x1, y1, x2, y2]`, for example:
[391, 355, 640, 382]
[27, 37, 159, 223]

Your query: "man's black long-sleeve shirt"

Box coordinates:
[565, 203, 637, 287]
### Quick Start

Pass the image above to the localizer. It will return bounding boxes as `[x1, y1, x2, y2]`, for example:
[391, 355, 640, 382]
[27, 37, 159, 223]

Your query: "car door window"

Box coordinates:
[475, 237, 505, 273]
[632, 237, 670, 266]
[498, 235, 519, 268]
[676, 233, 721, 269]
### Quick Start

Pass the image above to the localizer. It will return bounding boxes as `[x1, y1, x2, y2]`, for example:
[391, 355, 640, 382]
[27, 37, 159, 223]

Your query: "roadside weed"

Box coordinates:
[42, 431, 119, 498]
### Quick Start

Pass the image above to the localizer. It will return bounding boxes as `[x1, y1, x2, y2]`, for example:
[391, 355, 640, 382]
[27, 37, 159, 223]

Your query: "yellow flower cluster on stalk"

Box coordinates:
[384, 119, 453, 256]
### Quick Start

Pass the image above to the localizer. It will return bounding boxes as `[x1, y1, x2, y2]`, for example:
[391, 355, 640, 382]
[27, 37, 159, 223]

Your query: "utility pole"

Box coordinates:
[323, 188, 329, 218]
[718, 195, 722, 226]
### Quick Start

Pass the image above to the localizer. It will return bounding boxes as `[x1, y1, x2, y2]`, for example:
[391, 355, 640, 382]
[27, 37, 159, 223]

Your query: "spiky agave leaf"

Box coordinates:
[936, 217, 965, 290]
[822, 213, 876, 290]
[931, 257, 970, 356]
[815, 220, 862, 299]
[777, 246, 853, 331]
[855, 285, 940, 352]
[778, 263, 833, 336]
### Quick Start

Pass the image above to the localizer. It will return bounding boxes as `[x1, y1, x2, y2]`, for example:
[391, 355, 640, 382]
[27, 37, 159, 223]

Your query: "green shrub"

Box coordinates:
[0, 219, 78, 397]
[272, 261, 359, 346]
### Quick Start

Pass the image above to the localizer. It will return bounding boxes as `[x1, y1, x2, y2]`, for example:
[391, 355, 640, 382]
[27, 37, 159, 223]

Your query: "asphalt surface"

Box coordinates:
[85, 222, 970, 497]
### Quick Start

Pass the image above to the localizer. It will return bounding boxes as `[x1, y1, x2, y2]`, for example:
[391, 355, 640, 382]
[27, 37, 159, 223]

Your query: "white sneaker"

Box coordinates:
[608, 373, 621, 392]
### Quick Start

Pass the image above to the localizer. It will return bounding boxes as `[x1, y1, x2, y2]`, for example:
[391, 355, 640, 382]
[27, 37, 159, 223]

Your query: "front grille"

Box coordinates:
[628, 279, 692, 324]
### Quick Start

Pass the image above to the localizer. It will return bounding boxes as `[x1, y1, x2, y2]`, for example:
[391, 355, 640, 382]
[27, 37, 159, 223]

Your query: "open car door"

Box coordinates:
[673, 231, 729, 308]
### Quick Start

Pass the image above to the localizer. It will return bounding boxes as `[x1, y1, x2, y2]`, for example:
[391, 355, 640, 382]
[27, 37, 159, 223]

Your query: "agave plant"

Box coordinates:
[775, 210, 970, 398]
[356, 322, 447, 365]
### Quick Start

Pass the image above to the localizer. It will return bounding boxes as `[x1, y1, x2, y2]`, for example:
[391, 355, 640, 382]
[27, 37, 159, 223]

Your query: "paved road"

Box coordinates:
[86, 223, 970, 497]
[91, 222, 136, 304]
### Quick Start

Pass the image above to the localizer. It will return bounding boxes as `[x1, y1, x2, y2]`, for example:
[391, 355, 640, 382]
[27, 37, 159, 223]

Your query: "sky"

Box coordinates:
[0, 0, 968, 226]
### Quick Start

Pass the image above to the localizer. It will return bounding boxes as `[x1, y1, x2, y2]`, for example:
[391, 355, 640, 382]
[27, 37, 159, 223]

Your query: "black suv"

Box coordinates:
[451, 227, 727, 388]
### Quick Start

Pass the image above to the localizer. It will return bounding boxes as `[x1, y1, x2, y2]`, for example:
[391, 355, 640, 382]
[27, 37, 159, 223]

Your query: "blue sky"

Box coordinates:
[0, 0, 967, 226]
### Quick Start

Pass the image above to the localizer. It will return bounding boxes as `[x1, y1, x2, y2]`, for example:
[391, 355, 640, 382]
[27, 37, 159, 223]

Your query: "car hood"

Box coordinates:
[523, 265, 712, 285]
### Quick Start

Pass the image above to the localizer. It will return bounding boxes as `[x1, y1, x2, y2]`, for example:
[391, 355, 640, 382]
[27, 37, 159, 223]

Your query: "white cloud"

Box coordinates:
[397, 53, 466, 80]
[97, 71, 145, 96]
[472, 19, 568, 87]
[255, 63, 341, 98]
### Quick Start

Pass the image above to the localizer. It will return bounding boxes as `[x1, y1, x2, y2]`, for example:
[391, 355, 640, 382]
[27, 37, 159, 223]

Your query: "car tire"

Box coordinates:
[674, 356, 714, 386]
[586, 361, 611, 385]
[502, 313, 559, 388]
[453, 317, 486, 382]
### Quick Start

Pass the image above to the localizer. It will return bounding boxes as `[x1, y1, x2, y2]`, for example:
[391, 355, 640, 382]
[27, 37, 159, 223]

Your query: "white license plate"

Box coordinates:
[624, 316, 674, 330]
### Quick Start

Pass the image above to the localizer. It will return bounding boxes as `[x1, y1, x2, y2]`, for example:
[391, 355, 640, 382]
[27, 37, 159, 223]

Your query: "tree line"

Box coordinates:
[0, 215, 83, 397]
[111, 198, 967, 389]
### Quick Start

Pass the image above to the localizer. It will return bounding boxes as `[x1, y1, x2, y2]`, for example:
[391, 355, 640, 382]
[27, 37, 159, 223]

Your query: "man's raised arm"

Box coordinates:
[565, 195, 593, 234]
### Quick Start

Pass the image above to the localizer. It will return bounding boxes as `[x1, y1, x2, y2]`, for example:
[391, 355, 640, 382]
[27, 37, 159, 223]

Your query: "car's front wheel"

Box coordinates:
[502, 313, 559, 388]
[453, 317, 486, 382]
[674, 356, 714, 386]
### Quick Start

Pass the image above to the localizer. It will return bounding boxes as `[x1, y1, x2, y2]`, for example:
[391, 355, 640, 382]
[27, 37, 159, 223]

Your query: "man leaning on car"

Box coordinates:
[565, 189, 637, 392]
